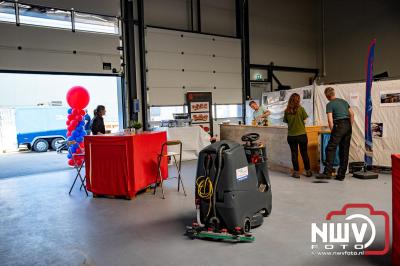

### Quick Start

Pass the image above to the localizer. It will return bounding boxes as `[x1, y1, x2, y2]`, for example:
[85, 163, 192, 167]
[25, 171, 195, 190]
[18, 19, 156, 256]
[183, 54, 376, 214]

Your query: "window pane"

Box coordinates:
[0, 2, 16, 23]
[216, 104, 243, 119]
[74, 12, 119, 34]
[150, 106, 185, 121]
[18, 4, 72, 29]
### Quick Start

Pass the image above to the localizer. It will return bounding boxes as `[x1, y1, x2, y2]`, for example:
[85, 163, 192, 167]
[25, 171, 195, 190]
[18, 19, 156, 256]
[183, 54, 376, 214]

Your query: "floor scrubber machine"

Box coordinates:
[186, 133, 272, 242]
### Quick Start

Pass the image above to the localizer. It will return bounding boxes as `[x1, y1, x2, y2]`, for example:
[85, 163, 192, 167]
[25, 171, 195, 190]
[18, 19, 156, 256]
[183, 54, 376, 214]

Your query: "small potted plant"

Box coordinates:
[128, 120, 142, 134]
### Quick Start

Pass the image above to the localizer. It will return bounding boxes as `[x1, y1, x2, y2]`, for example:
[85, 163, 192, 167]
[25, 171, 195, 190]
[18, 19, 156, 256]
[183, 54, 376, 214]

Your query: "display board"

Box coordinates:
[261, 85, 314, 126]
[314, 79, 400, 167]
[145, 27, 242, 106]
[186, 92, 213, 135]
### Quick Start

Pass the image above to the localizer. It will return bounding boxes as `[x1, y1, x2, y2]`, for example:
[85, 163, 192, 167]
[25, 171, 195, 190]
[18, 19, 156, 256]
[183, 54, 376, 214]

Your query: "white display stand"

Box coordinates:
[314, 79, 400, 167]
[164, 126, 211, 161]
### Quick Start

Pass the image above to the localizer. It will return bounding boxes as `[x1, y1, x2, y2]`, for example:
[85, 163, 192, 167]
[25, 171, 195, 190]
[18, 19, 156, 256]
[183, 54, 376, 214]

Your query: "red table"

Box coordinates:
[84, 131, 168, 198]
[393, 154, 400, 266]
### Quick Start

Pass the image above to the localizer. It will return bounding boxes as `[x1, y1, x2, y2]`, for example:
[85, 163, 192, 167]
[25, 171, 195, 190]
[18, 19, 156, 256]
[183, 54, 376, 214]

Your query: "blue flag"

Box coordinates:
[365, 39, 376, 166]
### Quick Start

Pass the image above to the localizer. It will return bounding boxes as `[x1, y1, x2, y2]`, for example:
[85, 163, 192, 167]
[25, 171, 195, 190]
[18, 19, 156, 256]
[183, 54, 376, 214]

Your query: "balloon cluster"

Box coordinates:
[65, 86, 90, 167]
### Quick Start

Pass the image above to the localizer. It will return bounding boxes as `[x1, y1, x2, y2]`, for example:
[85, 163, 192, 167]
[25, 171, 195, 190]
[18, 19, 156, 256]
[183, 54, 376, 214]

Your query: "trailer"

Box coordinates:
[0, 106, 68, 152]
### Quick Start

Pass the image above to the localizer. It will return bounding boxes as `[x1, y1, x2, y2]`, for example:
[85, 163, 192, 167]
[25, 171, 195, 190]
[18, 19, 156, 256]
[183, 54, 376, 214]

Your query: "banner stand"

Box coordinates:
[353, 39, 379, 179]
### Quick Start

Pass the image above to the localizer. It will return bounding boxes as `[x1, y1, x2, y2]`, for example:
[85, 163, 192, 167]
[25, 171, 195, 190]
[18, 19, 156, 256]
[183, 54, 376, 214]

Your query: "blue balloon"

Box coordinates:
[76, 136, 83, 143]
[71, 146, 77, 153]
[67, 108, 72, 114]
[67, 153, 72, 159]
[67, 136, 75, 141]
[72, 130, 79, 137]
[78, 121, 85, 127]
[80, 131, 87, 136]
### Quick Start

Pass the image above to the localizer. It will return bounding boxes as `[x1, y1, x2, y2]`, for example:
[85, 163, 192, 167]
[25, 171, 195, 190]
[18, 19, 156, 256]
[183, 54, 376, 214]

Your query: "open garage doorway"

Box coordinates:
[0, 72, 123, 179]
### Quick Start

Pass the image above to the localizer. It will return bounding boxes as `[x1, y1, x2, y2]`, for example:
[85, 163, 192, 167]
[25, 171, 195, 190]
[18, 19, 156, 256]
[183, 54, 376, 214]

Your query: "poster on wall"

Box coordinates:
[349, 92, 360, 107]
[191, 113, 210, 123]
[262, 92, 280, 106]
[262, 94, 268, 106]
[380, 91, 400, 106]
[279, 90, 286, 101]
[303, 89, 312, 100]
[372, 122, 383, 138]
[186, 92, 213, 135]
[190, 102, 209, 112]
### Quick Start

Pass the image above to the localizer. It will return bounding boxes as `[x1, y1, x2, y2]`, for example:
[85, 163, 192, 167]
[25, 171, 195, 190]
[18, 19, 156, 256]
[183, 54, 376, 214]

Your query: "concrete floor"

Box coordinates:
[0, 160, 392, 266]
[0, 151, 69, 179]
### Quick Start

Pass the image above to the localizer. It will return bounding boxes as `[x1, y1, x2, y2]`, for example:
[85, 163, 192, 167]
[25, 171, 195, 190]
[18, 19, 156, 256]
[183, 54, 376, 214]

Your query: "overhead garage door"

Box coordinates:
[0, 1, 121, 74]
[145, 27, 242, 106]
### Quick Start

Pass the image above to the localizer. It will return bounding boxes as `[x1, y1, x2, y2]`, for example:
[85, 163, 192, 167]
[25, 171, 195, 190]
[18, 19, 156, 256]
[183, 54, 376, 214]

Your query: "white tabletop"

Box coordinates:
[163, 126, 211, 161]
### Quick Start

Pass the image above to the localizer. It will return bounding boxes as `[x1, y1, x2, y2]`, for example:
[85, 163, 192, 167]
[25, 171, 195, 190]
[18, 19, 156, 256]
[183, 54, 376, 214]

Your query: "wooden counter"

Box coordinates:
[220, 124, 322, 174]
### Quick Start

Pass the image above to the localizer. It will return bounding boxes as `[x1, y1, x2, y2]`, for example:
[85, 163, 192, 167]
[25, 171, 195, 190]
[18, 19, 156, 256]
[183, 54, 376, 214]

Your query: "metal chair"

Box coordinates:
[67, 141, 88, 196]
[55, 139, 67, 153]
[154, 140, 186, 199]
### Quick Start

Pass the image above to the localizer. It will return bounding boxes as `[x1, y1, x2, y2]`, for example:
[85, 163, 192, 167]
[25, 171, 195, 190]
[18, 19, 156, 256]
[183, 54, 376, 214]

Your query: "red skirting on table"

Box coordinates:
[84, 131, 168, 198]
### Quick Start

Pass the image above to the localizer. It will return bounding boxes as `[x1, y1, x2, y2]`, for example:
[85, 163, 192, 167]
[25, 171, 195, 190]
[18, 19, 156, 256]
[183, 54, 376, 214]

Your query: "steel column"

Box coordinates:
[137, 0, 149, 130]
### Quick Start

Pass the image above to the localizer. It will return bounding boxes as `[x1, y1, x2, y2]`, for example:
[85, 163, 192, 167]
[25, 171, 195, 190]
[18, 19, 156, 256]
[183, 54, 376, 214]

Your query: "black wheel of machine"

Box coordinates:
[33, 139, 49, 152]
[209, 216, 220, 230]
[51, 137, 64, 150]
[243, 218, 251, 233]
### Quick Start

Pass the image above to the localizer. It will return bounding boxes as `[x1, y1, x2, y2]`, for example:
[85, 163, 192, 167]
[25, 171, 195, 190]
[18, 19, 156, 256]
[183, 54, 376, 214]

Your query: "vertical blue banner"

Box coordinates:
[365, 39, 376, 166]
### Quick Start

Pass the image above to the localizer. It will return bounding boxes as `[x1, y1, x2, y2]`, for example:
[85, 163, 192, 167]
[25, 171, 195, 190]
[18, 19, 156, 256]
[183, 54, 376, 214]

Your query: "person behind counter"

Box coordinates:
[317, 87, 354, 181]
[91, 105, 106, 135]
[249, 100, 271, 126]
[283, 93, 312, 178]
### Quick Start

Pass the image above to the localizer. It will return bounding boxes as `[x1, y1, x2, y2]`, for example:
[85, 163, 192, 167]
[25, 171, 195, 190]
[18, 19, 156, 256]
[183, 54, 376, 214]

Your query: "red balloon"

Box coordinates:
[75, 115, 83, 121]
[72, 108, 80, 115]
[67, 114, 74, 120]
[66, 120, 71, 126]
[66, 86, 90, 109]
[79, 109, 86, 116]
[67, 125, 75, 131]
[74, 158, 83, 166]
[68, 159, 75, 166]
[70, 120, 78, 127]
[79, 142, 85, 149]
[66, 131, 72, 137]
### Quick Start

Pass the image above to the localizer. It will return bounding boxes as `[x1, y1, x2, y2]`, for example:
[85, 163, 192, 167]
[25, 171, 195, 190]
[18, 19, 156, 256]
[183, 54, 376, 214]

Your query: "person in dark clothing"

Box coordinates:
[283, 93, 312, 178]
[84, 110, 91, 135]
[317, 87, 354, 181]
[91, 105, 106, 135]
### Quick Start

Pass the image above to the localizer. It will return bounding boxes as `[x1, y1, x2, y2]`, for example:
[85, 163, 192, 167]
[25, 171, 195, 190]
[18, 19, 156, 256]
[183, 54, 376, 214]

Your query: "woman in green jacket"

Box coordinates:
[283, 93, 312, 178]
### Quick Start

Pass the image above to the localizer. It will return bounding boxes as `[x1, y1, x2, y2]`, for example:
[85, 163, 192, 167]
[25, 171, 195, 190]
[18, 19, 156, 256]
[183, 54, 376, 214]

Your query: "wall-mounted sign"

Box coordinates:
[186, 92, 213, 135]
[380, 90, 400, 107]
